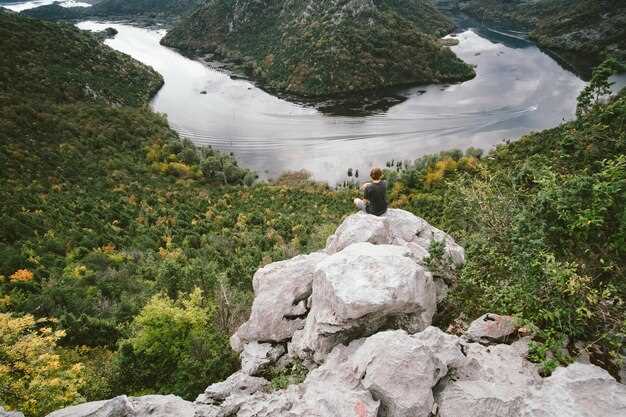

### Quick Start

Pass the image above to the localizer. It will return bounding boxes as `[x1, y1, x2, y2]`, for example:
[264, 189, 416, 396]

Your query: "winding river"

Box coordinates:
[5, 1, 625, 183]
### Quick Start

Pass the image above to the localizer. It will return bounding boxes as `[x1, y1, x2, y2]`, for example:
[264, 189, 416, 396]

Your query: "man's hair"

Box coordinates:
[370, 167, 383, 181]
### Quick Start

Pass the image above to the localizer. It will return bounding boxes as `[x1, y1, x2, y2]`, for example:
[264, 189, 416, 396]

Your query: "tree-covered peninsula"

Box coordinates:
[161, 0, 476, 96]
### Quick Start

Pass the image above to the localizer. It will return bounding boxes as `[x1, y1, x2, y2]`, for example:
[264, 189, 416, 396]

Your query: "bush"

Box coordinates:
[112, 289, 237, 399]
[0, 313, 85, 417]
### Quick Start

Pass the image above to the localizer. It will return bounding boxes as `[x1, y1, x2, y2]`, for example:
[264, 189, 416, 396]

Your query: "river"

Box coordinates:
[2, 0, 91, 12]
[77, 20, 590, 183]
[5, 1, 623, 183]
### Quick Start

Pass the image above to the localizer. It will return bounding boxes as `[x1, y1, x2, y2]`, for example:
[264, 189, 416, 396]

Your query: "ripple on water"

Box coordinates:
[70, 20, 594, 184]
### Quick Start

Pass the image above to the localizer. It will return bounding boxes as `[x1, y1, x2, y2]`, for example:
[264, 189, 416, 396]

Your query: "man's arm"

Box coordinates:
[362, 182, 371, 201]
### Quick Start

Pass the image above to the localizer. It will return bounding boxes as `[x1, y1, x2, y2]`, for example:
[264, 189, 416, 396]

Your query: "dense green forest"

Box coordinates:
[162, 0, 475, 96]
[1, 7, 625, 417]
[0, 10, 162, 105]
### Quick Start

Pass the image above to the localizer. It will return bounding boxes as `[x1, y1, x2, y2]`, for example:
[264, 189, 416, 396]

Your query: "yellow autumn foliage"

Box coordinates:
[424, 157, 459, 187]
[0, 313, 85, 417]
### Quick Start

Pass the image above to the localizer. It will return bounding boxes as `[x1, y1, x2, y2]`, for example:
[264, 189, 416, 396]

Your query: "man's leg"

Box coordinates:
[354, 198, 367, 212]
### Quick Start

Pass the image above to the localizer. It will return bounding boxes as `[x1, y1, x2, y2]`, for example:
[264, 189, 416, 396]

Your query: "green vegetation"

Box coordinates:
[0, 313, 84, 417]
[383, 63, 625, 377]
[265, 359, 309, 391]
[0, 11, 353, 415]
[113, 289, 236, 399]
[162, 0, 475, 96]
[0, 11, 162, 105]
[446, 0, 626, 66]
[22, 0, 205, 22]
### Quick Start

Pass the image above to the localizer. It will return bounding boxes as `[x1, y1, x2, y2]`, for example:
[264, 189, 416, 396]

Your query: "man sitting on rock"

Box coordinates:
[354, 167, 387, 216]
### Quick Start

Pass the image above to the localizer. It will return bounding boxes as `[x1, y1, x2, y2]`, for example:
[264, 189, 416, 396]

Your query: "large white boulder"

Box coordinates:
[46, 396, 135, 417]
[290, 242, 437, 363]
[230, 252, 327, 352]
[326, 209, 465, 266]
[347, 328, 464, 417]
[325, 211, 390, 254]
[522, 363, 626, 417]
[128, 395, 196, 417]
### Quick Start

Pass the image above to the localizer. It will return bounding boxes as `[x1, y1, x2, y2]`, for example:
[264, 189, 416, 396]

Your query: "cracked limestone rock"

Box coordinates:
[196, 371, 270, 406]
[45, 395, 195, 417]
[290, 242, 437, 364]
[230, 251, 327, 352]
[240, 342, 286, 376]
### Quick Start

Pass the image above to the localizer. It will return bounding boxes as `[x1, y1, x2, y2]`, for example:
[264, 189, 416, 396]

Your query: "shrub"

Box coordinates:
[0, 313, 85, 417]
[112, 289, 237, 399]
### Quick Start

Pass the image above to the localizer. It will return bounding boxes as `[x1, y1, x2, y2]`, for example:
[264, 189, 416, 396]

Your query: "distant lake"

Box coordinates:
[8, 0, 623, 183]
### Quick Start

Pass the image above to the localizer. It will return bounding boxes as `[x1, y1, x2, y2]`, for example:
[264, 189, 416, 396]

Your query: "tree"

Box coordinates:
[113, 289, 236, 399]
[0, 314, 85, 417]
[576, 58, 624, 117]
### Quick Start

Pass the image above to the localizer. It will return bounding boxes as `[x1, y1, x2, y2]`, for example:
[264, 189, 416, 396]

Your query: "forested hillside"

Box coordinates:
[22, 0, 204, 22]
[162, 0, 475, 96]
[0, 11, 162, 105]
[441, 0, 626, 66]
[0, 11, 353, 416]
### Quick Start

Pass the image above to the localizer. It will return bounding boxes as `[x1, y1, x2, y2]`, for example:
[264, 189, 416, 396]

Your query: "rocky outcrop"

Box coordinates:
[436, 338, 541, 417]
[522, 363, 626, 417]
[230, 209, 463, 367]
[230, 251, 327, 352]
[326, 209, 465, 267]
[290, 243, 437, 364]
[240, 342, 286, 376]
[231, 209, 459, 366]
[196, 372, 270, 405]
[46, 395, 196, 417]
[46, 209, 626, 417]
[0, 406, 24, 417]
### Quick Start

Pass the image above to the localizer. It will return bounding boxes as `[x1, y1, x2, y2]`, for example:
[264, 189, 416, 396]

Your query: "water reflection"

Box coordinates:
[75, 21, 595, 183]
[2, 0, 90, 12]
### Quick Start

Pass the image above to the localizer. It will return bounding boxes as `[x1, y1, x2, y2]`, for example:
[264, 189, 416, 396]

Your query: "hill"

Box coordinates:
[440, 0, 626, 67]
[22, 0, 205, 22]
[161, 0, 476, 97]
[0, 10, 162, 105]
